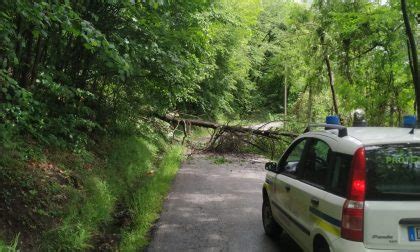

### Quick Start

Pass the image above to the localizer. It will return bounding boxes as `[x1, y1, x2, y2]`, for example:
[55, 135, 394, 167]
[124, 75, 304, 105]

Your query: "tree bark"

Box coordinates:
[284, 68, 288, 128]
[12, 15, 22, 81]
[401, 0, 420, 118]
[307, 83, 313, 123]
[343, 38, 353, 84]
[325, 54, 339, 116]
[20, 29, 34, 88]
[406, 40, 415, 77]
[29, 36, 45, 87]
[319, 29, 339, 116]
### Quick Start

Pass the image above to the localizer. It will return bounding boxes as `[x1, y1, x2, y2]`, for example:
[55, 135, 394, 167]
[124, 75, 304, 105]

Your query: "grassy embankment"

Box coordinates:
[0, 135, 184, 251]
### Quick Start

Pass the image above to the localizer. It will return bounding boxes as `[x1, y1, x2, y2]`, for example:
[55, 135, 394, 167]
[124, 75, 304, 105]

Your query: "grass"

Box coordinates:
[38, 136, 184, 251]
[0, 234, 19, 252]
[42, 176, 115, 250]
[208, 155, 231, 164]
[119, 145, 184, 251]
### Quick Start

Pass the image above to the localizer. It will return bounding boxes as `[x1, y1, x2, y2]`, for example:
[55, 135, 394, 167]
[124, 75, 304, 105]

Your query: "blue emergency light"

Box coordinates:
[326, 115, 340, 125]
[403, 115, 416, 128]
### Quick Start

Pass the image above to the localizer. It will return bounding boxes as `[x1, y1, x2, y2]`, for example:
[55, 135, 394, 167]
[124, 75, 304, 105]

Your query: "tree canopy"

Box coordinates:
[0, 0, 419, 149]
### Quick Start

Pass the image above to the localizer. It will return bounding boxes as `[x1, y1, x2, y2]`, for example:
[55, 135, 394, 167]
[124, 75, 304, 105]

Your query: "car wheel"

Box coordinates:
[262, 198, 282, 237]
[315, 241, 330, 252]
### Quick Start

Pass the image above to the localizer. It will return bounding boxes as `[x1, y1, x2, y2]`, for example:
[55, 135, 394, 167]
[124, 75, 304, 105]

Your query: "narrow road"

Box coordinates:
[147, 153, 302, 252]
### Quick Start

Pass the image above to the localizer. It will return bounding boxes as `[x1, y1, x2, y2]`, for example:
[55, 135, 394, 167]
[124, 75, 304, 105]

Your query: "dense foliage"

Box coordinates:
[253, 0, 419, 126]
[0, 0, 261, 150]
[1, 0, 419, 150]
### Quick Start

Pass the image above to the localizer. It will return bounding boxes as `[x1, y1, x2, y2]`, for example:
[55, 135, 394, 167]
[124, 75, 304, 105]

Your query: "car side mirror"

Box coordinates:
[265, 162, 278, 173]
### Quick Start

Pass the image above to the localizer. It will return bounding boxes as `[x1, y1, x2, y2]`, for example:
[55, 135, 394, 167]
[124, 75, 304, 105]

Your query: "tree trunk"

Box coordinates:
[401, 0, 420, 118]
[284, 69, 288, 128]
[319, 28, 339, 116]
[307, 83, 313, 123]
[29, 36, 45, 88]
[12, 15, 22, 81]
[155, 114, 298, 139]
[20, 29, 34, 88]
[325, 54, 339, 115]
[390, 102, 395, 126]
[343, 38, 353, 84]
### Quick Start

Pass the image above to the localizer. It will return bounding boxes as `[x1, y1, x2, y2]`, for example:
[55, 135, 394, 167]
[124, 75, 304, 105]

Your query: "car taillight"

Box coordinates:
[342, 200, 364, 241]
[341, 147, 366, 242]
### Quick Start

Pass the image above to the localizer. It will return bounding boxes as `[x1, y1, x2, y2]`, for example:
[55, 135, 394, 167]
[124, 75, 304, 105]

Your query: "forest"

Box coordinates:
[0, 0, 419, 250]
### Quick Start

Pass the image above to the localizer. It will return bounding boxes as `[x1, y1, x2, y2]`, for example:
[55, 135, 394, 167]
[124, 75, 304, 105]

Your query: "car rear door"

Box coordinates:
[363, 144, 420, 250]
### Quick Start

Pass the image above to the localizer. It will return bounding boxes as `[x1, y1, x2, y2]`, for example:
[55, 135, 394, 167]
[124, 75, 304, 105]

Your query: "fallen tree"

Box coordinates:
[155, 114, 298, 157]
[156, 114, 298, 139]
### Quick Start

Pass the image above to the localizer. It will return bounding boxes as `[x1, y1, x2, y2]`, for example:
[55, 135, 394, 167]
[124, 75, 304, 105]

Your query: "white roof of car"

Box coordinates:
[299, 126, 420, 155]
[346, 127, 420, 145]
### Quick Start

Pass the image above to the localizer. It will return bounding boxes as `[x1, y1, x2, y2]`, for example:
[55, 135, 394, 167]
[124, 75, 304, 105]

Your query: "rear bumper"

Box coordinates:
[331, 239, 365, 252]
[331, 239, 418, 252]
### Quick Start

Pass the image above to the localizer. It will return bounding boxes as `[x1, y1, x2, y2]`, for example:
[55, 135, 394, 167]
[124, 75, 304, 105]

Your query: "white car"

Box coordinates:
[262, 124, 420, 252]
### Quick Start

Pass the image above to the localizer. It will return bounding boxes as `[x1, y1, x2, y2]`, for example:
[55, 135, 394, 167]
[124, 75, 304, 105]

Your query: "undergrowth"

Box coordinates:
[120, 146, 183, 251]
[0, 234, 19, 252]
[0, 133, 184, 251]
[41, 137, 183, 251]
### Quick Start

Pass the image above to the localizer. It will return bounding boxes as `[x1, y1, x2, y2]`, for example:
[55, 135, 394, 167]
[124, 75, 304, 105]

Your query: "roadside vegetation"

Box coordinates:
[0, 0, 418, 250]
[1, 129, 183, 250]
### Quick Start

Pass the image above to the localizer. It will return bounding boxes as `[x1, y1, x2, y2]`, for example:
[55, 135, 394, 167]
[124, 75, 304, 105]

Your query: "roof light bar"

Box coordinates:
[326, 115, 340, 125]
[403, 115, 416, 128]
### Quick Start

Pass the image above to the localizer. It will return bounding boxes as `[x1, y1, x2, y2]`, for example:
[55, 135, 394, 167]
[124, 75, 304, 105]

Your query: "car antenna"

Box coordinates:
[409, 127, 415, 134]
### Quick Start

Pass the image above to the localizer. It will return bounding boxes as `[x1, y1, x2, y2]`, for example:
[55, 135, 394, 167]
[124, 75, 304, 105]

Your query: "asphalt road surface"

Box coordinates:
[147, 153, 302, 252]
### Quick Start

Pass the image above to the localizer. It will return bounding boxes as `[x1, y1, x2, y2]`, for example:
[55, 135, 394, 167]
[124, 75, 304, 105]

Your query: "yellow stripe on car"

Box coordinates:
[310, 214, 341, 237]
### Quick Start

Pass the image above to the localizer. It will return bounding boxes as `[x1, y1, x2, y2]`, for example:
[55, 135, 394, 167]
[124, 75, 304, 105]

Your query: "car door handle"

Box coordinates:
[284, 184, 291, 192]
[310, 198, 319, 206]
[399, 218, 420, 225]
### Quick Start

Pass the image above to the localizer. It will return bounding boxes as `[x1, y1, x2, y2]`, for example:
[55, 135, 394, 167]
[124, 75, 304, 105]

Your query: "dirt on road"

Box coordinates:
[147, 153, 302, 252]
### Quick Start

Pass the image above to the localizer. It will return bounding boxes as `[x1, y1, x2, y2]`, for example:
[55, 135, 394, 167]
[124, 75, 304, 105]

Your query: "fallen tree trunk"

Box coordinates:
[155, 114, 298, 140]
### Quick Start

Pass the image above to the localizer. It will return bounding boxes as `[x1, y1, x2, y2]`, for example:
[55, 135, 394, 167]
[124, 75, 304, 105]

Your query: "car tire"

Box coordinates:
[317, 247, 330, 252]
[316, 243, 330, 252]
[262, 198, 282, 237]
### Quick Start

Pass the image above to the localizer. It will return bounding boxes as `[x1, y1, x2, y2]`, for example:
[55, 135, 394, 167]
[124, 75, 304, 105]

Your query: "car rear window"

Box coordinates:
[365, 144, 420, 201]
